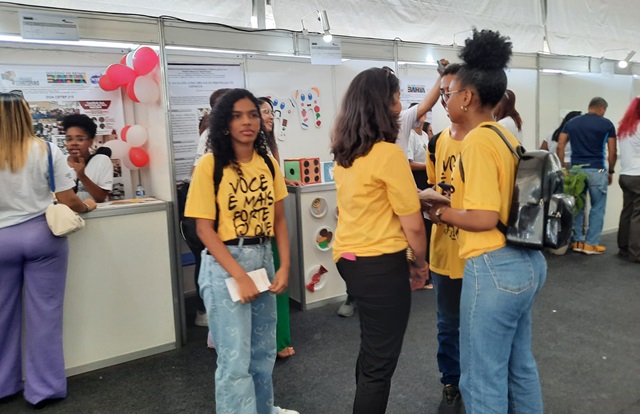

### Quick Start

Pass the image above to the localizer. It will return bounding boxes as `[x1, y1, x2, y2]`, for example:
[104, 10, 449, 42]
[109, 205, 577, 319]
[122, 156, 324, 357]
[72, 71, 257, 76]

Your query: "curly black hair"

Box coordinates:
[206, 88, 269, 175]
[456, 28, 512, 108]
[61, 113, 97, 139]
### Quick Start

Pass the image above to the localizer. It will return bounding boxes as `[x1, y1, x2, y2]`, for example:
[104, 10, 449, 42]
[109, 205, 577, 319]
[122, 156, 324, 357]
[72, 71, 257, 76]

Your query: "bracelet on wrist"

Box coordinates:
[609, 170, 615, 174]
[435, 206, 447, 224]
[83, 202, 90, 213]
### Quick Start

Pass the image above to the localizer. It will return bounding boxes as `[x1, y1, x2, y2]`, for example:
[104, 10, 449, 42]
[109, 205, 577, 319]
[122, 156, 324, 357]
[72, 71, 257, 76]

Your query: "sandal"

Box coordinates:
[277, 346, 296, 359]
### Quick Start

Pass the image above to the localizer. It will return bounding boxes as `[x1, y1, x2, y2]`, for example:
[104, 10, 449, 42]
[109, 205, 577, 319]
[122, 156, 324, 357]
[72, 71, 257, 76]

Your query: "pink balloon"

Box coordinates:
[132, 47, 159, 76]
[98, 75, 119, 91]
[105, 64, 136, 86]
[127, 76, 159, 104]
[119, 54, 127, 65]
[126, 80, 140, 103]
[129, 147, 149, 168]
[121, 125, 131, 142]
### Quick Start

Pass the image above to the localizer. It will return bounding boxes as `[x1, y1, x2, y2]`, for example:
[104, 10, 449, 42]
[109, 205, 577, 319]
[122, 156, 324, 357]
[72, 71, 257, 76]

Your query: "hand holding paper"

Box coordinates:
[226, 268, 270, 303]
[418, 188, 451, 207]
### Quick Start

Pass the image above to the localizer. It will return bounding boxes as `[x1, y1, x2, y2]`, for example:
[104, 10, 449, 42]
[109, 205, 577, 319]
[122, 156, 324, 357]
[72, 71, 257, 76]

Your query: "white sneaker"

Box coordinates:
[279, 409, 300, 414]
[195, 311, 208, 327]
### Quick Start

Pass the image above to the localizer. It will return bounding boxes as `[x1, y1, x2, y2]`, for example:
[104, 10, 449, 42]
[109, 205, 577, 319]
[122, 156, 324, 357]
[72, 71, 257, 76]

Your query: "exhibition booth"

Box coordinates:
[0, 2, 636, 376]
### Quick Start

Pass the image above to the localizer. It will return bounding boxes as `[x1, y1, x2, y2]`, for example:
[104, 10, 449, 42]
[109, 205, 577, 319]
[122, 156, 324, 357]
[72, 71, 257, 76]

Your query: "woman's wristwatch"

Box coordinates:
[83, 202, 90, 213]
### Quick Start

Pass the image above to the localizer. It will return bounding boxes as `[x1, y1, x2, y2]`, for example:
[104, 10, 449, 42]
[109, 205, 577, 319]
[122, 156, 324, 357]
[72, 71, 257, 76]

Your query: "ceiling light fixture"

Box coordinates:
[301, 10, 333, 43]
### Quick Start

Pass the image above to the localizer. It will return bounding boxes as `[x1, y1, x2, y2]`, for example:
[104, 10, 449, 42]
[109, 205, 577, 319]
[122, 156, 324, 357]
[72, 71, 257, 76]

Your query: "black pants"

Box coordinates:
[180, 217, 206, 312]
[336, 250, 411, 414]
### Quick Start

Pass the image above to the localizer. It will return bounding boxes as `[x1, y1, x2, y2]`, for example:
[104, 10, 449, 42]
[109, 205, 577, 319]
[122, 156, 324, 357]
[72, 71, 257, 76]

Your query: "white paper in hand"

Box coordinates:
[225, 268, 271, 302]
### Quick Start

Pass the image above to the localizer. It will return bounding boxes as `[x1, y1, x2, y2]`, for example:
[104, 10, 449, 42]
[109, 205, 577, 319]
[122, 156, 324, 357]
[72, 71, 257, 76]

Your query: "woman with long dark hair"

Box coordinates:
[427, 30, 546, 413]
[0, 92, 96, 408]
[185, 89, 297, 414]
[331, 67, 429, 413]
[493, 89, 523, 141]
[616, 97, 640, 263]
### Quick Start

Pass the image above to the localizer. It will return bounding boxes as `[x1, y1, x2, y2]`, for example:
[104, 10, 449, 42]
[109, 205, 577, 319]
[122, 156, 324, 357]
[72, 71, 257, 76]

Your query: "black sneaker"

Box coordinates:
[439, 384, 464, 414]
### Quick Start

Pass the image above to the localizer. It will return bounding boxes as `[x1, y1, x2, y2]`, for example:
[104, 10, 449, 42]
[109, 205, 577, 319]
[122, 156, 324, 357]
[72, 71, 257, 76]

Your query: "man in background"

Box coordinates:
[557, 97, 617, 255]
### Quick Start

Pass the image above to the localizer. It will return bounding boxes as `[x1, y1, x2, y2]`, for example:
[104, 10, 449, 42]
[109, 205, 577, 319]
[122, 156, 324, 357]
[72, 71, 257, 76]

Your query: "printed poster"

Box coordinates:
[167, 64, 244, 182]
[1, 64, 128, 199]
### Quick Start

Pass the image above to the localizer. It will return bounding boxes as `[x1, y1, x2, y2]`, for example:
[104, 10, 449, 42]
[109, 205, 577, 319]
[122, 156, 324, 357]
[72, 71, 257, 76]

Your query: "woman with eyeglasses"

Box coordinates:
[62, 113, 113, 202]
[331, 68, 429, 413]
[427, 30, 546, 413]
[0, 92, 96, 408]
[258, 97, 298, 360]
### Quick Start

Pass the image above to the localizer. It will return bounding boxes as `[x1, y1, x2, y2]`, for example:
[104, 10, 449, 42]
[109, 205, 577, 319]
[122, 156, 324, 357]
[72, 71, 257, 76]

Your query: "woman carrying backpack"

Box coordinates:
[184, 89, 298, 414]
[427, 30, 547, 413]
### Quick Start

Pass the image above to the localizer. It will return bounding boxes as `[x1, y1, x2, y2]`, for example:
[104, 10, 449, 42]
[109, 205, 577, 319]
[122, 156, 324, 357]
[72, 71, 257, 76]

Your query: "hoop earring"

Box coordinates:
[223, 130, 229, 135]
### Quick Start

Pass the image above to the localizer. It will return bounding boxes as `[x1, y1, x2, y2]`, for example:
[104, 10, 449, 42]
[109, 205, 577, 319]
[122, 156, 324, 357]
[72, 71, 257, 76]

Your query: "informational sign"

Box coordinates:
[0, 64, 128, 198]
[310, 37, 342, 65]
[19, 11, 79, 41]
[167, 64, 244, 182]
[399, 76, 438, 122]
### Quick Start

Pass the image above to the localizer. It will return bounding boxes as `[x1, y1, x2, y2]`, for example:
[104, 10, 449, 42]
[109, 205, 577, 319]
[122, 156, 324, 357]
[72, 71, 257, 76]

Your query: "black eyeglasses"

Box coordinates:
[440, 89, 466, 102]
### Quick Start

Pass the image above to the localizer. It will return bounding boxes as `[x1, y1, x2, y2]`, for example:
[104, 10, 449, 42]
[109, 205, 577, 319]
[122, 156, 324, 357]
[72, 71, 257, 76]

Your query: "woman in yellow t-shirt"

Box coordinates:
[331, 67, 429, 414]
[185, 89, 298, 414]
[427, 30, 546, 413]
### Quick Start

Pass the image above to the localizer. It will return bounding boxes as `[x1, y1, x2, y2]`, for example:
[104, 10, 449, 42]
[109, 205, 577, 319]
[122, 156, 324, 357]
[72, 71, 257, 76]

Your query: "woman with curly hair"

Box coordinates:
[427, 30, 546, 413]
[184, 89, 298, 414]
[616, 97, 640, 263]
[331, 67, 429, 413]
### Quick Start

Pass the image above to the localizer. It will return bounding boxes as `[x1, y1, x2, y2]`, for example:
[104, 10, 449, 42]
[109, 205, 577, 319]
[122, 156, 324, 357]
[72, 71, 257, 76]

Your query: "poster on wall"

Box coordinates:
[167, 64, 245, 182]
[399, 76, 438, 123]
[0, 64, 128, 199]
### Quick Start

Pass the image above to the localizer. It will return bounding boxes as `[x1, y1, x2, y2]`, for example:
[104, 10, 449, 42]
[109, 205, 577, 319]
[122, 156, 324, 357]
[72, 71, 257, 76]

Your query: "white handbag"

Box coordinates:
[45, 143, 85, 237]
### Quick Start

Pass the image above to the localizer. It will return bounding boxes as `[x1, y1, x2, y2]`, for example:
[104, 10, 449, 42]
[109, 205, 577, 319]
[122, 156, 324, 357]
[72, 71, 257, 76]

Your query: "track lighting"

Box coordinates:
[301, 10, 333, 43]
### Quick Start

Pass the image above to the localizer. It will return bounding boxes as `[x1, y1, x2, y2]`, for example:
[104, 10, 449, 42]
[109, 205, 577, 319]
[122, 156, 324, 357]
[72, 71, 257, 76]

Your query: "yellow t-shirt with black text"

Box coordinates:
[185, 152, 287, 242]
[332, 141, 421, 262]
[451, 122, 518, 259]
[426, 128, 465, 279]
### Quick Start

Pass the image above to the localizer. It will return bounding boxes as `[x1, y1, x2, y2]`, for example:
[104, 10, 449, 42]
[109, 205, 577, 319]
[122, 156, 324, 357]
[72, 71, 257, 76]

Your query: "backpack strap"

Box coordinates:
[480, 124, 522, 236]
[212, 152, 275, 232]
[428, 131, 441, 164]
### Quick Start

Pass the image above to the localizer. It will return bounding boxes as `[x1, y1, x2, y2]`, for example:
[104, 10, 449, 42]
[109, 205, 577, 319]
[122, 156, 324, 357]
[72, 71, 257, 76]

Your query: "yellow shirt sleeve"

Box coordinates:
[185, 153, 216, 220]
[379, 146, 421, 217]
[461, 138, 503, 213]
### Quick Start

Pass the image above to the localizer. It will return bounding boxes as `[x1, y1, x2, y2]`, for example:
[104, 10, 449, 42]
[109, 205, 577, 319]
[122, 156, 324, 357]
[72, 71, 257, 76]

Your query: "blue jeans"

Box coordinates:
[431, 272, 462, 386]
[199, 244, 279, 414]
[572, 168, 608, 246]
[459, 246, 546, 414]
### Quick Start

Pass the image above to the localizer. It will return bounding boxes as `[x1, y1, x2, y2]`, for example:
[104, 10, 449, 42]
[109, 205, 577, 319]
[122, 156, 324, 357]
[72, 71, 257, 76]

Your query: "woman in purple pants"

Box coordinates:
[0, 92, 96, 408]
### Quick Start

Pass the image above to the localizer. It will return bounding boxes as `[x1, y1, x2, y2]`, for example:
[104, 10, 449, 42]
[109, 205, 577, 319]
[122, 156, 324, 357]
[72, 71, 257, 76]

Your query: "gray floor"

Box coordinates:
[2, 233, 639, 413]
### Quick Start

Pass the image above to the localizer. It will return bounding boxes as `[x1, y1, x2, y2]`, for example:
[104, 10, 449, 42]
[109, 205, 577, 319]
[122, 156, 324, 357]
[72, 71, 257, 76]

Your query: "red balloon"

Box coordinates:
[129, 147, 149, 168]
[132, 47, 159, 76]
[105, 64, 136, 86]
[98, 75, 119, 91]
[126, 80, 140, 102]
[119, 54, 127, 65]
[121, 125, 131, 142]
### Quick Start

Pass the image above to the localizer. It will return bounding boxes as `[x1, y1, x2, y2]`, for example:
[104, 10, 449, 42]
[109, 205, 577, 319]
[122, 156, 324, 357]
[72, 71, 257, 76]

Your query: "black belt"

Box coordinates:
[224, 237, 271, 246]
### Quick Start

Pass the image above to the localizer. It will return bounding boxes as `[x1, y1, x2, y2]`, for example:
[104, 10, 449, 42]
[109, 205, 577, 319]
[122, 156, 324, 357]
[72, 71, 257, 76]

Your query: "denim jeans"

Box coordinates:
[459, 245, 547, 414]
[431, 272, 462, 387]
[572, 168, 608, 246]
[199, 244, 280, 414]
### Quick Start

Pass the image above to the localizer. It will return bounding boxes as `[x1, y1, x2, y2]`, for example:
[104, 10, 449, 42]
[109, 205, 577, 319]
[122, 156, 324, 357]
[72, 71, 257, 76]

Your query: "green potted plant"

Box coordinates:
[549, 165, 588, 255]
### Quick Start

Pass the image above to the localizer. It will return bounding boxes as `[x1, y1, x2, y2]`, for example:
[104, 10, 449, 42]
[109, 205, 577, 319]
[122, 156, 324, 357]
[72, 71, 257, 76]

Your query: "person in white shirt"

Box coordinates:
[540, 111, 581, 168]
[616, 98, 640, 263]
[406, 105, 432, 188]
[62, 114, 113, 202]
[493, 89, 523, 141]
[193, 88, 231, 167]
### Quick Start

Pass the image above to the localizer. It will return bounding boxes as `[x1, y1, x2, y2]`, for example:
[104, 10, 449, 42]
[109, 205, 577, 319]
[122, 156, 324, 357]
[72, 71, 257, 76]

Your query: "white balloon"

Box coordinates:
[125, 51, 135, 69]
[126, 125, 148, 147]
[133, 76, 159, 104]
[101, 139, 130, 159]
[122, 150, 140, 170]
